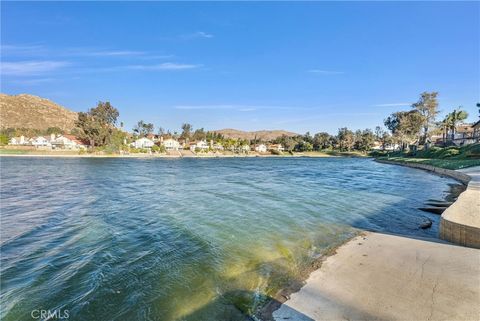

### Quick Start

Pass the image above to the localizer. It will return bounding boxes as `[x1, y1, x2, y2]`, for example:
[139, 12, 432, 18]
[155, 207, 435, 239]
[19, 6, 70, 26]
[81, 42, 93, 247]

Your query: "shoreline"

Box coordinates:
[272, 231, 480, 321]
[0, 152, 362, 159]
[268, 161, 480, 320]
[256, 232, 363, 321]
[374, 158, 471, 185]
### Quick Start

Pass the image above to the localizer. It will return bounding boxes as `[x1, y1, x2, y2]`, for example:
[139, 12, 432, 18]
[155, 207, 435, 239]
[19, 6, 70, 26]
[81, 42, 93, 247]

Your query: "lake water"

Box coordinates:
[0, 157, 457, 321]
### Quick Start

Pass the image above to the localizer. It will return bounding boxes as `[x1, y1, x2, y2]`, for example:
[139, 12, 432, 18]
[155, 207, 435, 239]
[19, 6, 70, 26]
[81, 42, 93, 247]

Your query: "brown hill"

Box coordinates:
[213, 128, 298, 141]
[0, 93, 78, 132]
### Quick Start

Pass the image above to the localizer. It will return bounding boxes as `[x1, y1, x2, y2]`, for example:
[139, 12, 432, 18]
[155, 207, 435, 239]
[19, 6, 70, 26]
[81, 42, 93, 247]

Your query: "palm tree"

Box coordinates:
[181, 123, 192, 141]
[445, 108, 469, 141]
[437, 118, 449, 146]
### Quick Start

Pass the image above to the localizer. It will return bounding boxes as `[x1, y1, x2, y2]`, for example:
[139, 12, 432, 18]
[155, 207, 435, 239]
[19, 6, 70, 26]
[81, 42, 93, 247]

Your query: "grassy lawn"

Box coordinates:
[374, 143, 480, 170]
[0, 148, 81, 156]
[0, 149, 29, 155]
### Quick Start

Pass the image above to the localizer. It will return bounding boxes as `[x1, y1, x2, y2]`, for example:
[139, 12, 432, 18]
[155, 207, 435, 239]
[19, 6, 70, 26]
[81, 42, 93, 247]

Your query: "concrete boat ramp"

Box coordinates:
[273, 166, 480, 321]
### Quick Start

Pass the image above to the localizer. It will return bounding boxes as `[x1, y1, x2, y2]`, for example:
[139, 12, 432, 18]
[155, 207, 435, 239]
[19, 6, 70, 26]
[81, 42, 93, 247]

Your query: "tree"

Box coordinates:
[313, 132, 331, 150]
[46, 127, 64, 135]
[444, 108, 469, 141]
[181, 123, 193, 140]
[384, 111, 424, 150]
[133, 120, 154, 137]
[0, 134, 8, 145]
[412, 92, 439, 144]
[436, 118, 449, 145]
[355, 129, 375, 151]
[76, 101, 120, 147]
[296, 140, 313, 152]
[192, 128, 207, 141]
[336, 127, 355, 151]
[374, 126, 387, 149]
[283, 138, 296, 152]
[90, 101, 119, 126]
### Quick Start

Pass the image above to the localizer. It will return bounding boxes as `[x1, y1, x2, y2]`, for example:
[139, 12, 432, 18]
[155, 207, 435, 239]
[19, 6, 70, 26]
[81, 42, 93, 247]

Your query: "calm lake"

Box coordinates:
[0, 157, 457, 321]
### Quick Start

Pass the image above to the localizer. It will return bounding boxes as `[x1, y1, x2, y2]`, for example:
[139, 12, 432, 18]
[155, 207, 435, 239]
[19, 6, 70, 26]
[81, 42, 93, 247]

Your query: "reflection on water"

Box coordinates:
[0, 157, 456, 320]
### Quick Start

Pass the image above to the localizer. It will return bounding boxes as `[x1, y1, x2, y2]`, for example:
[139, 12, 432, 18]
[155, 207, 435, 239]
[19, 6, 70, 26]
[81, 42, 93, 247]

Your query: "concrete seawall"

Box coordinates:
[272, 232, 480, 321]
[440, 166, 480, 249]
[375, 159, 480, 249]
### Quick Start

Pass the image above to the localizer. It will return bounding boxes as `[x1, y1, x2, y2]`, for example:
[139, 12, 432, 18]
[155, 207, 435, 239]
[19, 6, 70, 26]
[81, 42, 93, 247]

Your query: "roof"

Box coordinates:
[457, 124, 474, 133]
[58, 134, 89, 145]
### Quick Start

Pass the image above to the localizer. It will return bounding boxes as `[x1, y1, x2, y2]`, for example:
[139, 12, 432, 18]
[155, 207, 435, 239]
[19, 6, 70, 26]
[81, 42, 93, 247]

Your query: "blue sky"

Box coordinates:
[1, 2, 479, 134]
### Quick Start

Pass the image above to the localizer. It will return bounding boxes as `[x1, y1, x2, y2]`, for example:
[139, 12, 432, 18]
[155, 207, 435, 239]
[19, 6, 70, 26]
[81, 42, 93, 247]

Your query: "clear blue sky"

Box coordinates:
[1, 2, 479, 134]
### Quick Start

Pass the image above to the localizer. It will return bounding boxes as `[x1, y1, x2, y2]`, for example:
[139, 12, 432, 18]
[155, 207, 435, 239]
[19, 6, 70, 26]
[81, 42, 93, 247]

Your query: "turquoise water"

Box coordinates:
[0, 157, 456, 320]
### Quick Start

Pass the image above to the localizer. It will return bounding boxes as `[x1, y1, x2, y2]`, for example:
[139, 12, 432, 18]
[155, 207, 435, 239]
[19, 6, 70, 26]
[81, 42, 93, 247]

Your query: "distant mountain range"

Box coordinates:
[0, 94, 78, 132]
[0, 94, 297, 140]
[212, 128, 298, 141]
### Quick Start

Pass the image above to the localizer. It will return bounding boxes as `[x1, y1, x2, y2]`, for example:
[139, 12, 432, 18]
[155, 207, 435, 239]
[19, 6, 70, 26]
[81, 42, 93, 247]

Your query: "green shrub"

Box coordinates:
[440, 148, 460, 158]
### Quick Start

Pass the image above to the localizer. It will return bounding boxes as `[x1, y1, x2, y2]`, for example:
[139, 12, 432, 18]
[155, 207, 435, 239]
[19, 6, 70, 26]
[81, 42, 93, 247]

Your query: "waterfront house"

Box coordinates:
[372, 141, 382, 150]
[190, 140, 209, 151]
[162, 138, 180, 150]
[52, 135, 88, 149]
[372, 141, 400, 151]
[146, 133, 158, 141]
[9, 135, 27, 145]
[31, 136, 52, 148]
[212, 143, 224, 151]
[255, 144, 267, 153]
[268, 144, 284, 152]
[131, 137, 155, 149]
[240, 144, 250, 152]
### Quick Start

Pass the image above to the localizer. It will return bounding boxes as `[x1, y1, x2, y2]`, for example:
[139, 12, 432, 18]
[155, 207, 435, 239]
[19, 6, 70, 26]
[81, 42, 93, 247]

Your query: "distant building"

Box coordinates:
[372, 141, 399, 151]
[268, 144, 284, 152]
[212, 143, 224, 151]
[9, 135, 27, 145]
[450, 123, 475, 146]
[240, 144, 250, 152]
[52, 135, 88, 149]
[473, 120, 480, 143]
[162, 138, 180, 150]
[131, 137, 155, 149]
[255, 144, 267, 153]
[190, 140, 209, 151]
[383, 143, 400, 151]
[31, 136, 52, 147]
[146, 133, 156, 141]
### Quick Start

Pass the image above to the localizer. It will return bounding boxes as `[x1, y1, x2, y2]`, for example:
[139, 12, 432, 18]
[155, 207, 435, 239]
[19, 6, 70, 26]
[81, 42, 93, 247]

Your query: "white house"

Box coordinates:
[31, 136, 52, 147]
[190, 140, 209, 151]
[268, 144, 284, 152]
[255, 144, 267, 153]
[52, 135, 88, 149]
[9, 135, 27, 145]
[131, 137, 155, 149]
[240, 144, 250, 152]
[371, 141, 399, 151]
[212, 143, 224, 151]
[162, 138, 180, 150]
